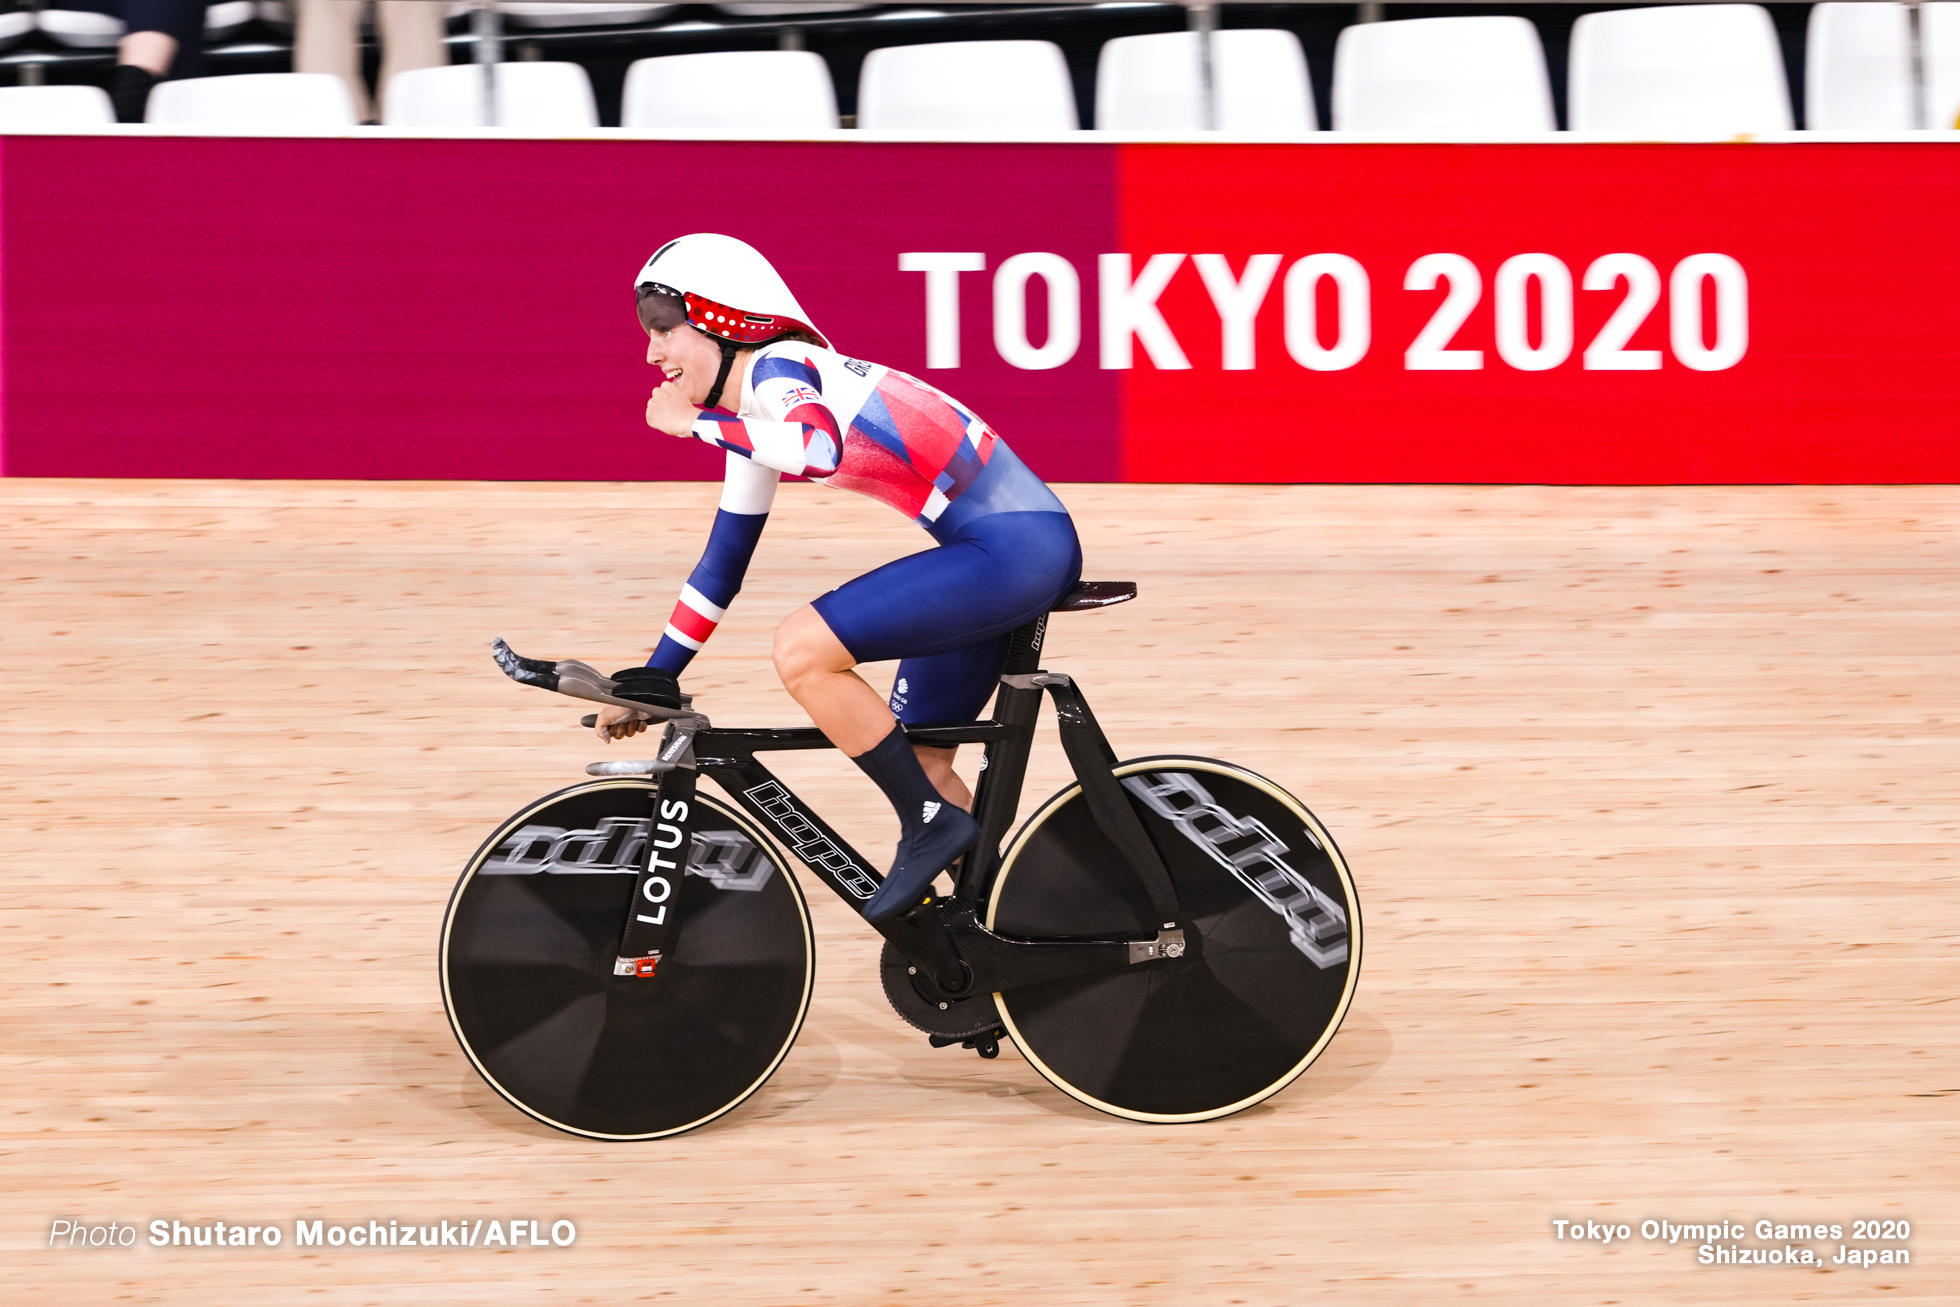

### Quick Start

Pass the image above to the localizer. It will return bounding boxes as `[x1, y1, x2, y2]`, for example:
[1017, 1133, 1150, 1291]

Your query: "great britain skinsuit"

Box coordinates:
[648, 341, 1080, 724]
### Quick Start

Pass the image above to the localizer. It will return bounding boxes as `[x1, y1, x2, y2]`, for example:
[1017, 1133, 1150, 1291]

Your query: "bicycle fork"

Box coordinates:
[612, 720, 704, 980]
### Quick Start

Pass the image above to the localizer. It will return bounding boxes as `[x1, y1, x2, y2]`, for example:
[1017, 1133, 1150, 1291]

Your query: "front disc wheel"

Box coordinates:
[441, 779, 813, 1140]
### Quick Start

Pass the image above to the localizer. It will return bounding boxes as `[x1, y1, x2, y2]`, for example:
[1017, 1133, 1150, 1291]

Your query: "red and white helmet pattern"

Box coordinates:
[635, 233, 829, 349]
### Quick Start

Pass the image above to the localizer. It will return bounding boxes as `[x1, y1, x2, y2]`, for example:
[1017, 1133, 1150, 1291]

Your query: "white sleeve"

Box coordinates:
[719, 448, 781, 514]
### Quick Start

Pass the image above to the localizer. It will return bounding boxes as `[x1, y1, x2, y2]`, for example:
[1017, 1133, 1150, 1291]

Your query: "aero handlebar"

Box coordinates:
[490, 637, 696, 723]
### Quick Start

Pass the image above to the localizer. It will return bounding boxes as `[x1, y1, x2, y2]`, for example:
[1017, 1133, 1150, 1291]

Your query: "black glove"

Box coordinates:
[609, 666, 683, 710]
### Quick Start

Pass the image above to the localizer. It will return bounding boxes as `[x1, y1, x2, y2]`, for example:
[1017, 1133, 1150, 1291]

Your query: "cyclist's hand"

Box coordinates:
[594, 704, 651, 742]
[645, 375, 698, 437]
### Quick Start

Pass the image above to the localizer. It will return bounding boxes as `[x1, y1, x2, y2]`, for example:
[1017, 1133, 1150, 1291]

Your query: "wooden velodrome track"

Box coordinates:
[5, 477, 1953, 1304]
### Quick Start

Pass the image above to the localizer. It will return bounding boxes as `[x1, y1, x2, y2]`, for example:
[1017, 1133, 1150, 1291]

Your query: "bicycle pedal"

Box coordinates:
[927, 1027, 1004, 1059]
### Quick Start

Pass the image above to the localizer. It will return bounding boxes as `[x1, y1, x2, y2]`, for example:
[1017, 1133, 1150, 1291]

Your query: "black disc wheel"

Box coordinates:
[441, 779, 812, 1140]
[987, 757, 1361, 1123]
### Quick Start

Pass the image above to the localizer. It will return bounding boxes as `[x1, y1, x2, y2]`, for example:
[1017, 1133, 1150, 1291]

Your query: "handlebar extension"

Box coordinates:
[490, 637, 695, 723]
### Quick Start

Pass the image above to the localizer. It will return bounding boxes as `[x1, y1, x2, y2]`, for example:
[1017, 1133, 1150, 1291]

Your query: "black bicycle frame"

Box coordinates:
[619, 611, 1192, 1004]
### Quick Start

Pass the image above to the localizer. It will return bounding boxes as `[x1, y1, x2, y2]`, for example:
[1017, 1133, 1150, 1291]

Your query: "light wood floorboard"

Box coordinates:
[3, 479, 1953, 1303]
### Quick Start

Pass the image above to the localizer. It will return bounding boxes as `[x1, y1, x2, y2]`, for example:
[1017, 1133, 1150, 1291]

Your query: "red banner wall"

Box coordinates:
[1117, 142, 1960, 482]
[2, 135, 1955, 483]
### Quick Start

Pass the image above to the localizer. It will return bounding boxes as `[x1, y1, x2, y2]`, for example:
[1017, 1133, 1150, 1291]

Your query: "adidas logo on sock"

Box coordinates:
[922, 800, 942, 823]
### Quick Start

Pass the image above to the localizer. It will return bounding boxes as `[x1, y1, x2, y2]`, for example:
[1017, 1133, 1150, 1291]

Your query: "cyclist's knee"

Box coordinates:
[773, 607, 850, 687]
[769, 625, 808, 686]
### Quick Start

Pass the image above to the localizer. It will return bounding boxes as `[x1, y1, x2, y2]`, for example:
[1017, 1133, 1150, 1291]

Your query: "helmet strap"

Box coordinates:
[703, 338, 739, 411]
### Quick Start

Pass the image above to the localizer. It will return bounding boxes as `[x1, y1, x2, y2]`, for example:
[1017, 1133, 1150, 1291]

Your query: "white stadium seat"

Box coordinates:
[205, 0, 256, 40]
[857, 40, 1077, 133]
[621, 49, 838, 132]
[0, 9, 32, 51]
[147, 72, 359, 127]
[1096, 29, 1315, 133]
[1806, 3, 1912, 131]
[1332, 15, 1554, 133]
[495, 64, 600, 131]
[1926, 3, 1960, 130]
[0, 83, 115, 128]
[495, 4, 675, 30]
[384, 61, 599, 129]
[39, 2, 254, 47]
[37, 9, 130, 47]
[1568, 4, 1793, 135]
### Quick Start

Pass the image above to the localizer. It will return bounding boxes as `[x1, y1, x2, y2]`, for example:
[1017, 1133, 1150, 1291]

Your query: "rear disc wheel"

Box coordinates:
[987, 757, 1361, 1123]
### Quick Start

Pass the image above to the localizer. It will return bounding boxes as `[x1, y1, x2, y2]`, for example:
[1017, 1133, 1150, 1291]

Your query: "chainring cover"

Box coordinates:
[878, 937, 1002, 1039]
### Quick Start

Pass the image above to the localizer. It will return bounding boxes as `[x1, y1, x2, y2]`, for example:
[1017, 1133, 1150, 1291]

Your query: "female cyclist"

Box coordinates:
[593, 233, 1082, 922]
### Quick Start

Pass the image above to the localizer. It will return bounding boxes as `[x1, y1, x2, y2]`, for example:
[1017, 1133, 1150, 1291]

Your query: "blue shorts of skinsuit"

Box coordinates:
[812, 502, 1082, 726]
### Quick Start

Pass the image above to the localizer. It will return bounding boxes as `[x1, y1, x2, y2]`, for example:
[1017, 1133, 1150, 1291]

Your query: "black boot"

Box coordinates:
[109, 66, 159, 124]
[851, 724, 979, 922]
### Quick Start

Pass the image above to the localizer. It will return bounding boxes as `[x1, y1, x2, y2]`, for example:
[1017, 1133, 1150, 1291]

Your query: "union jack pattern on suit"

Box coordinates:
[647, 343, 1004, 673]
[691, 344, 999, 525]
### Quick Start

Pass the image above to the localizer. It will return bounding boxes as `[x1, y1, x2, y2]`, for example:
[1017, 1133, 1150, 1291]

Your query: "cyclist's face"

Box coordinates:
[644, 320, 722, 406]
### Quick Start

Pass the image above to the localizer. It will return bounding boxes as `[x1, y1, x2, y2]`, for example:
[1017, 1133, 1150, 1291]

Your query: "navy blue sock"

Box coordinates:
[850, 724, 945, 834]
[852, 723, 980, 920]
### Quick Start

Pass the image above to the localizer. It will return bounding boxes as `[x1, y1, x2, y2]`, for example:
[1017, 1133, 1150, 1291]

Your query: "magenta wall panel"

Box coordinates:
[0, 136, 1117, 481]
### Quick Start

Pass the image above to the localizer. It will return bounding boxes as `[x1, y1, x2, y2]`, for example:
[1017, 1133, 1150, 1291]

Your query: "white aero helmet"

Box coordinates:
[633, 233, 829, 350]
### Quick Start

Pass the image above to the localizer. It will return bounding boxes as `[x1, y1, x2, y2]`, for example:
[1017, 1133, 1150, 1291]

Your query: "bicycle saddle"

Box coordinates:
[1050, 581, 1136, 612]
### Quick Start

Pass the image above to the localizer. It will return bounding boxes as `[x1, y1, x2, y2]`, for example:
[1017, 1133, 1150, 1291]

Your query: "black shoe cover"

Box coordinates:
[863, 804, 979, 922]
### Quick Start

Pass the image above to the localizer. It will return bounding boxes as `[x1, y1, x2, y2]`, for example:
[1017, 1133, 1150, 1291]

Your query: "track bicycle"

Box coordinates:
[441, 582, 1362, 1139]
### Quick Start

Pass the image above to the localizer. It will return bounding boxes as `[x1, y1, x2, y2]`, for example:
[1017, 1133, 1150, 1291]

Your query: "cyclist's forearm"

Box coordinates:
[650, 508, 765, 672]
[691, 412, 842, 478]
[649, 455, 778, 673]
